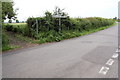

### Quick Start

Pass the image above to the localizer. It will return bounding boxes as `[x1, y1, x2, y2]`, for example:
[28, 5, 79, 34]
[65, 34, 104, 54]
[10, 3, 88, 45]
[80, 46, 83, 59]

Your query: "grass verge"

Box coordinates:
[14, 34, 33, 43]
[2, 45, 20, 51]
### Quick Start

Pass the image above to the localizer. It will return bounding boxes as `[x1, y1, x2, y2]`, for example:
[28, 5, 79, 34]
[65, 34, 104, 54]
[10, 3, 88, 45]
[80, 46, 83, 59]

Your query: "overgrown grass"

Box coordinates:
[2, 31, 20, 51]
[2, 23, 116, 51]
[32, 23, 116, 44]
[5, 24, 114, 45]
[4, 23, 29, 36]
[118, 19, 120, 22]
[5, 23, 27, 26]
[2, 45, 20, 51]
[3, 17, 116, 51]
[14, 34, 33, 43]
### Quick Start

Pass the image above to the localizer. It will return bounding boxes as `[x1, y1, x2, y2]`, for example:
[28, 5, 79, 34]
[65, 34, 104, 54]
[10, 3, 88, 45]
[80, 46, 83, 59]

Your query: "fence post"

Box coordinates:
[59, 18, 61, 32]
[36, 19, 38, 38]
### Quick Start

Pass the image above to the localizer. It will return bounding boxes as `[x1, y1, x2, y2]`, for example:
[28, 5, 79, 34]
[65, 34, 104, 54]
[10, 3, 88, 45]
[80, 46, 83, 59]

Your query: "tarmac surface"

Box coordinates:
[2, 24, 118, 78]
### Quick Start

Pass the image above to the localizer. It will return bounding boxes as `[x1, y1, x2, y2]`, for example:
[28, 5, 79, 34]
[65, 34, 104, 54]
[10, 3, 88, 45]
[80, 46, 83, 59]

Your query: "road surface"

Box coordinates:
[2, 24, 118, 78]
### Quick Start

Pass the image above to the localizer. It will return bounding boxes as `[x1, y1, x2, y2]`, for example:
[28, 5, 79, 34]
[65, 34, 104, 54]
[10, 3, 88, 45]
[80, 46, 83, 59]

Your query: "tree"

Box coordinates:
[53, 7, 69, 32]
[22, 21, 24, 23]
[2, 2, 17, 21]
[44, 11, 54, 31]
[8, 19, 12, 23]
[53, 6, 68, 16]
[113, 17, 117, 20]
[16, 19, 19, 23]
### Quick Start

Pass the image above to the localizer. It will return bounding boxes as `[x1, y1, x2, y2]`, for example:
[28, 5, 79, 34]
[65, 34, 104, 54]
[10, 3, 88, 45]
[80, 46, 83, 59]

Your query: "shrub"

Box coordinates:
[2, 32, 9, 46]
[4, 23, 29, 36]
[2, 31, 12, 51]
[4, 17, 115, 45]
[5, 25, 13, 31]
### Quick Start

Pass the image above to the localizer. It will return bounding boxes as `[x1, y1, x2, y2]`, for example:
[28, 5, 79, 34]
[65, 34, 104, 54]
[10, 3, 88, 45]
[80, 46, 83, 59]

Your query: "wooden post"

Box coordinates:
[36, 19, 38, 36]
[59, 18, 61, 32]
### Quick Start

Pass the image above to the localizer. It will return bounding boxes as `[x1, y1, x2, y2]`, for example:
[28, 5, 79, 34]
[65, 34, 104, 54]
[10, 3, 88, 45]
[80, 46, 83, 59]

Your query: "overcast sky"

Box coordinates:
[13, 0, 119, 21]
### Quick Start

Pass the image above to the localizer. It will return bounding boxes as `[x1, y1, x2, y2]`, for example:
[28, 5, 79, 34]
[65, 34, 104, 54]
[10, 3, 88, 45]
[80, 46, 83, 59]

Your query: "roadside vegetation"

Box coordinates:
[3, 16, 115, 47]
[2, 31, 20, 51]
[118, 19, 120, 22]
[2, 3, 116, 51]
[2, 31, 11, 51]
[2, 2, 19, 51]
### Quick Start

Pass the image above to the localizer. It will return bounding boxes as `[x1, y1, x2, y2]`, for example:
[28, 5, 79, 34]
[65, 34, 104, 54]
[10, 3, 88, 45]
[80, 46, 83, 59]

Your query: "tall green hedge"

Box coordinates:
[26, 17, 115, 37]
[4, 17, 115, 39]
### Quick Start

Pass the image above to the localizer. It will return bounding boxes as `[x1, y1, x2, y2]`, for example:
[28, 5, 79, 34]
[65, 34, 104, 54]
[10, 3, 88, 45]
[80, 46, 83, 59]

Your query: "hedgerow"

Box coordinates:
[4, 24, 29, 36]
[27, 17, 115, 37]
[4, 10, 115, 44]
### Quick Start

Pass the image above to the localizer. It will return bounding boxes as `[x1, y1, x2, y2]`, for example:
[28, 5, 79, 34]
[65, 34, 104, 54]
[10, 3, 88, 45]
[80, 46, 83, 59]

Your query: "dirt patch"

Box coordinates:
[3, 32, 39, 53]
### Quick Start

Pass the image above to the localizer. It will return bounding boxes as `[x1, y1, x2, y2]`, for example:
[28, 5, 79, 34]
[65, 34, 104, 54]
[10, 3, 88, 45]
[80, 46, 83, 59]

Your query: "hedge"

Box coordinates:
[26, 17, 115, 37]
[4, 17, 115, 39]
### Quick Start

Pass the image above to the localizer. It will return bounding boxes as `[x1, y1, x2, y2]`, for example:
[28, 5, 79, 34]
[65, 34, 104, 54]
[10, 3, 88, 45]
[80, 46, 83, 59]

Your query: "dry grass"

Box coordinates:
[5, 23, 27, 25]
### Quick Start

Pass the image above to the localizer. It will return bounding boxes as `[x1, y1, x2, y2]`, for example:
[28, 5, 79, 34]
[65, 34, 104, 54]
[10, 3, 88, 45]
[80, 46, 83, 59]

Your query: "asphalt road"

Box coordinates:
[2, 24, 118, 78]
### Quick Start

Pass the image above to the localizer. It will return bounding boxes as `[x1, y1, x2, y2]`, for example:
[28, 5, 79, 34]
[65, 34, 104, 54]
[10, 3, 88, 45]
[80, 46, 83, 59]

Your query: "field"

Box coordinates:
[5, 23, 27, 25]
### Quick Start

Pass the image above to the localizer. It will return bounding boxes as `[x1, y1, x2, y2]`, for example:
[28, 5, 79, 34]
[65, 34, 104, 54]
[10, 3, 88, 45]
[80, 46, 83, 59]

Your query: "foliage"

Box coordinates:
[27, 16, 115, 37]
[16, 19, 19, 23]
[5, 16, 115, 42]
[113, 17, 117, 20]
[118, 19, 120, 22]
[8, 19, 12, 23]
[3, 17, 115, 47]
[2, 31, 9, 47]
[2, 7, 116, 51]
[15, 34, 33, 42]
[53, 6, 68, 16]
[2, 2, 17, 20]
[32, 23, 115, 44]
[5, 16, 115, 40]
[3, 7, 115, 46]
[2, 31, 12, 51]
[4, 23, 29, 36]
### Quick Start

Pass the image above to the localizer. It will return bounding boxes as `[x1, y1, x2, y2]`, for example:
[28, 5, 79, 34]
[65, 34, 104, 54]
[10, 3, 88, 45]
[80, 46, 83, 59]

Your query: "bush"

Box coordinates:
[4, 17, 115, 45]
[4, 23, 29, 36]
[2, 32, 9, 46]
[2, 32, 12, 51]
[5, 25, 13, 31]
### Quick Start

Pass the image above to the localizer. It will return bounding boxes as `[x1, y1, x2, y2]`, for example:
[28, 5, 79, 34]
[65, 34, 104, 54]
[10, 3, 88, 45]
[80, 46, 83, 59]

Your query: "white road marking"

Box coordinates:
[112, 53, 118, 58]
[98, 48, 118, 75]
[106, 59, 114, 66]
[99, 66, 109, 75]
